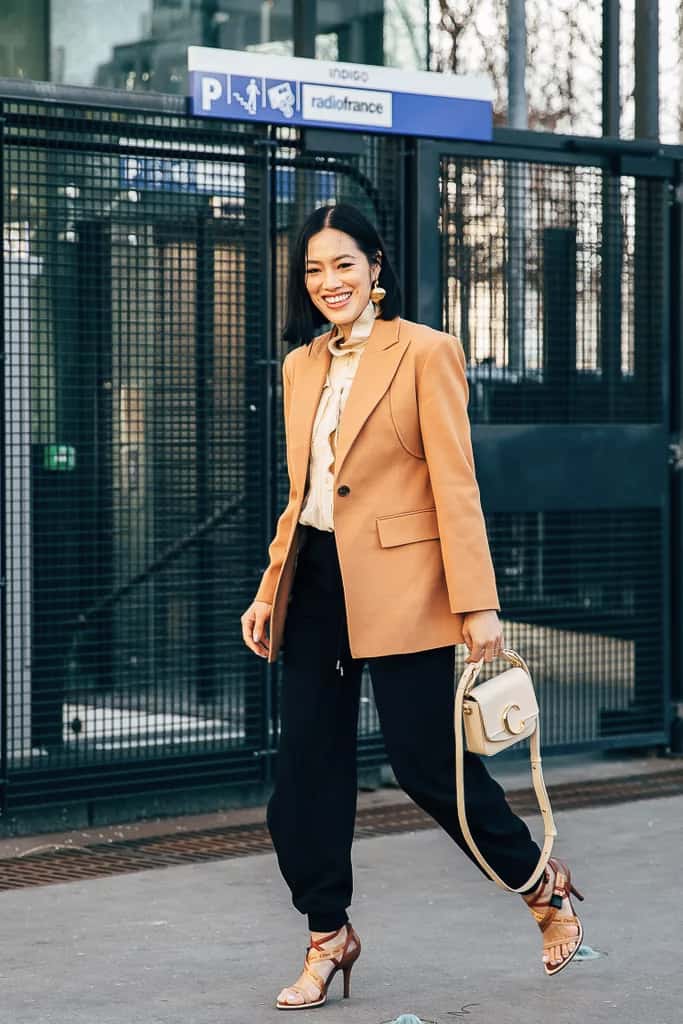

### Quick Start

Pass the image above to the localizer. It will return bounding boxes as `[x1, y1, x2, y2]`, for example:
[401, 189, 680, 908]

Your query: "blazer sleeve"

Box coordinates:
[253, 350, 297, 605]
[417, 333, 500, 615]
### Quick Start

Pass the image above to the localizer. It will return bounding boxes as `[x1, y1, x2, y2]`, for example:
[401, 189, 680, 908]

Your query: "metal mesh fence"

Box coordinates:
[486, 508, 665, 747]
[440, 152, 669, 749]
[0, 100, 402, 808]
[0, 97, 672, 813]
[441, 157, 664, 424]
[3, 101, 272, 799]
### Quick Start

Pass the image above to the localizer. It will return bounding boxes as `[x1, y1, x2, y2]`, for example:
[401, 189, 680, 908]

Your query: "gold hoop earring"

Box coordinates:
[370, 282, 386, 303]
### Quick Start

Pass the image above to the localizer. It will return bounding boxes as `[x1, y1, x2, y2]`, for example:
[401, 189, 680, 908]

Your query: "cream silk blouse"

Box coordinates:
[298, 300, 377, 532]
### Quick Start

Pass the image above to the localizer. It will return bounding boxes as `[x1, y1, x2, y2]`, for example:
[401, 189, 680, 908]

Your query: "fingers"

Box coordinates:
[252, 619, 271, 658]
[465, 637, 504, 664]
[240, 603, 272, 658]
[466, 641, 483, 663]
[481, 639, 499, 662]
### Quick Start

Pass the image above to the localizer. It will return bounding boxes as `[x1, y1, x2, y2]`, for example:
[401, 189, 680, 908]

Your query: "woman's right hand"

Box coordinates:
[240, 600, 272, 658]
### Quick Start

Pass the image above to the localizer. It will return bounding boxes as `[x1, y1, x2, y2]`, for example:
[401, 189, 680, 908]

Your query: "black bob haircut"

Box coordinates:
[282, 203, 402, 345]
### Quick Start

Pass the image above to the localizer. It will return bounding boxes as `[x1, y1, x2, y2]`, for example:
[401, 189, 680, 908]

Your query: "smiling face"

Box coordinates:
[304, 228, 380, 333]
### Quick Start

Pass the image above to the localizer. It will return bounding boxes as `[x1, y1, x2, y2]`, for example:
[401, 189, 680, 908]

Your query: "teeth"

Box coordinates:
[326, 293, 351, 305]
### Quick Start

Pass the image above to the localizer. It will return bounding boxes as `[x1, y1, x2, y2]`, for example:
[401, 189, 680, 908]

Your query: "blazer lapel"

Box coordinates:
[288, 330, 332, 492]
[288, 316, 410, 491]
[335, 316, 409, 479]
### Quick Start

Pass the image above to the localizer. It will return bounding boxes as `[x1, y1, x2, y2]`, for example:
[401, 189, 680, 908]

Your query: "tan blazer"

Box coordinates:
[254, 315, 500, 662]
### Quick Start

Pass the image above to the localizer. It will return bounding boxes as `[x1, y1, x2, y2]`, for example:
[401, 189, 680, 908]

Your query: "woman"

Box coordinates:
[240, 203, 584, 1010]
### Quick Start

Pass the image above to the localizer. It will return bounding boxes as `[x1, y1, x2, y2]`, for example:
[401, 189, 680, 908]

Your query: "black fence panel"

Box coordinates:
[440, 157, 664, 424]
[1, 100, 276, 809]
[0, 90, 677, 816]
[0, 97, 403, 813]
[434, 139, 672, 752]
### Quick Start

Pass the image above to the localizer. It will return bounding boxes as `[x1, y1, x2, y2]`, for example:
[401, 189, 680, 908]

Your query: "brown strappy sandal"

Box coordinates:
[275, 923, 361, 1010]
[524, 858, 585, 976]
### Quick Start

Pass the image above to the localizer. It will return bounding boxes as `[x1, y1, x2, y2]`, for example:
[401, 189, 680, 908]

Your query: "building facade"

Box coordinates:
[0, 0, 430, 94]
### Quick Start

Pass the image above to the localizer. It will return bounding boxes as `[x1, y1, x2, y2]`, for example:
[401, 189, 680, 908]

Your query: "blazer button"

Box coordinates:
[337, 485, 351, 496]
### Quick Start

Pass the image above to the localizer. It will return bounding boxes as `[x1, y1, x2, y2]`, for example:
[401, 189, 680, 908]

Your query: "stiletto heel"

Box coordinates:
[525, 858, 585, 977]
[276, 923, 361, 1010]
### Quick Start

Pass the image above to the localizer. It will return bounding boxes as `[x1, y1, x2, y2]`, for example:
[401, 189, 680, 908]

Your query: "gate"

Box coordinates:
[0, 83, 679, 817]
[411, 133, 676, 750]
[0, 91, 401, 814]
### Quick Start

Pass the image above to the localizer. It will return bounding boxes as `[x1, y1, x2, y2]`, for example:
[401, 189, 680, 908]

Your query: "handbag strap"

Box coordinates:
[454, 647, 558, 893]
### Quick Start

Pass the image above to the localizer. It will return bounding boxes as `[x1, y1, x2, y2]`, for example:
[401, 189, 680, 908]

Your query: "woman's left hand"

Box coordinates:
[462, 609, 504, 663]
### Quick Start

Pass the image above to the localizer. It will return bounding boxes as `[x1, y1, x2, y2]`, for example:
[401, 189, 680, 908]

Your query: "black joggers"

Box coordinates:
[266, 525, 542, 932]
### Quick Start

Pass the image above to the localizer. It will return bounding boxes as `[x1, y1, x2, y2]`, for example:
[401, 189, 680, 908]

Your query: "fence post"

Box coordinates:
[254, 131, 276, 786]
[671, 163, 683, 750]
[0, 108, 6, 813]
[406, 138, 441, 329]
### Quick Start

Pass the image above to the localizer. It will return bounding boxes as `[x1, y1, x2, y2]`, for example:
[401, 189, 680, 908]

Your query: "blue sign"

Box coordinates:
[119, 156, 336, 203]
[188, 47, 493, 143]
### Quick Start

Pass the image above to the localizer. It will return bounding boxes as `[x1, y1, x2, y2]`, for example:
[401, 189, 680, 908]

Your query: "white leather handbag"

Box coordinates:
[454, 648, 557, 893]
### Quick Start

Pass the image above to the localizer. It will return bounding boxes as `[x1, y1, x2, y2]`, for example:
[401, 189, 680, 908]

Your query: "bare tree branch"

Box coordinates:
[431, 0, 602, 135]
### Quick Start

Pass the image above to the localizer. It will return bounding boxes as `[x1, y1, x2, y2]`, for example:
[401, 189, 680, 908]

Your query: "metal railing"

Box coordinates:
[0, 79, 680, 816]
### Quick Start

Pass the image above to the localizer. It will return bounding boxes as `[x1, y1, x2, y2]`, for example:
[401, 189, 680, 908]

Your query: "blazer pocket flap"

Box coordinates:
[376, 507, 439, 548]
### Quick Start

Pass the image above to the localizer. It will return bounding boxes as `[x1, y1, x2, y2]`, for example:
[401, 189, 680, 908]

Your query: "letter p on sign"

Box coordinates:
[201, 76, 223, 111]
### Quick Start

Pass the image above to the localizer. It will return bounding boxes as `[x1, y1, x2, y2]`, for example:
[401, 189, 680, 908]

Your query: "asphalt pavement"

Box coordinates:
[1, 779, 681, 1024]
